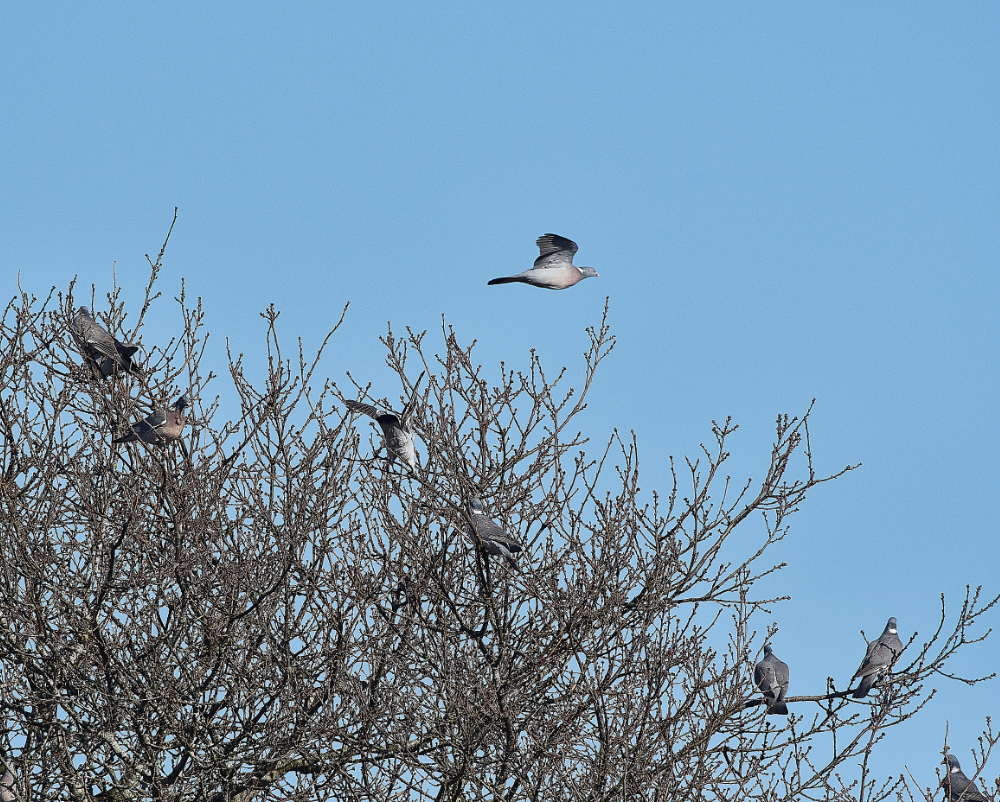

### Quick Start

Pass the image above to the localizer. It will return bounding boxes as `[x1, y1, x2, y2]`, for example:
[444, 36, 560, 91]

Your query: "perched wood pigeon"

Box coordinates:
[942, 754, 991, 802]
[0, 766, 16, 802]
[71, 306, 143, 377]
[754, 643, 790, 715]
[466, 497, 522, 570]
[488, 234, 599, 290]
[852, 617, 903, 698]
[113, 395, 189, 445]
[345, 372, 424, 470]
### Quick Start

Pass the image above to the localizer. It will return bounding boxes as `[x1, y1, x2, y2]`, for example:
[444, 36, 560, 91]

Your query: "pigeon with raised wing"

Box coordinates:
[345, 372, 424, 470]
[113, 395, 189, 445]
[72, 306, 143, 377]
[754, 643, 790, 715]
[942, 754, 991, 802]
[466, 497, 523, 569]
[488, 234, 599, 290]
[852, 617, 903, 698]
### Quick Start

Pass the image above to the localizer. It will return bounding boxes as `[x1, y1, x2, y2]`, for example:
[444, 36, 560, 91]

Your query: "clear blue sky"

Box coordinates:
[3, 1, 997, 790]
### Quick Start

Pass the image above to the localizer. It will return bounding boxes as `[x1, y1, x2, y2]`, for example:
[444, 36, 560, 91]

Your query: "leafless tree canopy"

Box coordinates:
[0, 230, 997, 801]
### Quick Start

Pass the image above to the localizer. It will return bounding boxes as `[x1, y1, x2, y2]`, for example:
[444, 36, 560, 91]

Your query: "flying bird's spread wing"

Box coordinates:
[533, 233, 579, 268]
[401, 371, 425, 427]
[344, 400, 392, 424]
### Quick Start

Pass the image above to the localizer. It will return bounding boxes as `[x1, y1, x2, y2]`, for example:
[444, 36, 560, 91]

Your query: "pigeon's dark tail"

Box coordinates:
[852, 675, 876, 699]
[487, 276, 522, 286]
[495, 543, 519, 571]
[767, 701, 789, 716]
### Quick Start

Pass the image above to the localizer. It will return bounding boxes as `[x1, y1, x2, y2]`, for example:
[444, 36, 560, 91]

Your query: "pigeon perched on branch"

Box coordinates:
[466, 497, 522, 569]
[113, 395, 189, 445]
[0, 766, 15, 802]
[488, 234, 599, 290]
[754, 643, 790, 715]
[72, 306, 143, 377]
[942, 754, 991, 802]
[852, 617, 903, 698]
[345, 372, 424, 470]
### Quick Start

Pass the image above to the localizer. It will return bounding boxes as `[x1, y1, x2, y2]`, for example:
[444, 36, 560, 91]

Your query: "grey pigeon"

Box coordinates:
[488, 234, 599, 290]
[113, 395, 189, 445]
[942, 755, 991, 802]
[72, 306, 143, 377]
[754, 643, 790, 715]
[466, 497, 523, 569]
[345, 372, 424, 470]
[0, 766, 16, 802]
[852, 617, 903, 698]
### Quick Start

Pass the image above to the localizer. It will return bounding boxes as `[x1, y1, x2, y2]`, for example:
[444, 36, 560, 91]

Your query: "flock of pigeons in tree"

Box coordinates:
[52, 234, 989, 801]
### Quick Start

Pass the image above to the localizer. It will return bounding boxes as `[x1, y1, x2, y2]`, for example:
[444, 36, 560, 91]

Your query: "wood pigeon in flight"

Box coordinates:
[345, 372, 424, 470]
[488, 234, 599, 290]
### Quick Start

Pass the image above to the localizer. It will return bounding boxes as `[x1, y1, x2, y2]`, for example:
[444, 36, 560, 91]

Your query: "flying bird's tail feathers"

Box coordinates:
[488, 276, 522, 286]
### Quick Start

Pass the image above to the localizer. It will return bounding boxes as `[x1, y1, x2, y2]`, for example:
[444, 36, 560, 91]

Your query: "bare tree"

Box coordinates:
[0, 224, 996, 801]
